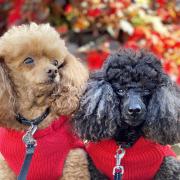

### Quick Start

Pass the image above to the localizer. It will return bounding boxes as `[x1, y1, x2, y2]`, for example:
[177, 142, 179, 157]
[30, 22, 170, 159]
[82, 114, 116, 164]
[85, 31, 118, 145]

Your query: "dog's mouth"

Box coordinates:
[123, 118, 145, 127]
[39, 74, 60, 86]
[43, 78, 59, 85]
[38, 78, 60, 91]
[44, 80, 56, 85]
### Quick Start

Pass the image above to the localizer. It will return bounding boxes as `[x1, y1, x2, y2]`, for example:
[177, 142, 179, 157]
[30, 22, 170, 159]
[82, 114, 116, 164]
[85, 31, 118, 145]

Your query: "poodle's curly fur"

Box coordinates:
[0, 23, 89, 179]
[73, 49, 180, 179]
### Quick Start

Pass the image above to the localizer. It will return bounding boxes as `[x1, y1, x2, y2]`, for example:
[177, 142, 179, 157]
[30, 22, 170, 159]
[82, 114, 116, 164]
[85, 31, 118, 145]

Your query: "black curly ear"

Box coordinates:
[72, 71, 120, 141]
[143, 82, 180, 145]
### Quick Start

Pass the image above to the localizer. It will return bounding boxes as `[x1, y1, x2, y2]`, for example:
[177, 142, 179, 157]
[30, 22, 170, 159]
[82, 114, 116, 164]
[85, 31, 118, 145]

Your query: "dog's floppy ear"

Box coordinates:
[0, 58, 16, 127]
[72, 71, 120, 141]
[143, 79, 180, 145]
[52, 52, 89, 115]
[61, 52, 88, 90]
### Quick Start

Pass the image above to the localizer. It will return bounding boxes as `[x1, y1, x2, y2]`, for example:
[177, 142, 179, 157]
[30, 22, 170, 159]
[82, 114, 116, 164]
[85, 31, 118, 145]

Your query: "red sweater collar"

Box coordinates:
[86, 137, 176, 180]
[1, 115, 69, 138]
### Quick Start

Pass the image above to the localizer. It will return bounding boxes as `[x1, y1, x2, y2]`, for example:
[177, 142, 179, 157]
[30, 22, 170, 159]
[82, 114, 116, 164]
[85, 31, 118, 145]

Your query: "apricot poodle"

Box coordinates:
[0, 23, 89, 179]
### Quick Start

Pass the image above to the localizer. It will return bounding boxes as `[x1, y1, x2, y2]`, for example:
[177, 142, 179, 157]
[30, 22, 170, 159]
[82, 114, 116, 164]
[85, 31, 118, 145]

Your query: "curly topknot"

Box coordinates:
[103, 49, 168, 88]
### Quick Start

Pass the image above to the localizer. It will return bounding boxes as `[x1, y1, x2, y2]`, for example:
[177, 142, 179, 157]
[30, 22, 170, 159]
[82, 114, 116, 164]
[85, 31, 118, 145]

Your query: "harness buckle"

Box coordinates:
[113, 146, 126, 176]
[113, 165, 124, 175]
[22, 124, 37, 147]
[115, 147, 125, 165]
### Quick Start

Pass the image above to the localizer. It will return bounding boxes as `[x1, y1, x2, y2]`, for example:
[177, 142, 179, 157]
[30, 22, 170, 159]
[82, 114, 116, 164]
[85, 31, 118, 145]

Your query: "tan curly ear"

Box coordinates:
[62, 52, 88, 89]
[52, 52, 89, 115]
[0, 59, 16, 127]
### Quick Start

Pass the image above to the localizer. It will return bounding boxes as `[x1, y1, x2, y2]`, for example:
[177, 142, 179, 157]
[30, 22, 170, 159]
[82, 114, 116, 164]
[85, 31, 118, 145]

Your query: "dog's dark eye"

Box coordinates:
[117, 89, 126, 96]
[58, 61, 65, 69]
[24, 57, 34, 64]
[52, 60, 58, 66]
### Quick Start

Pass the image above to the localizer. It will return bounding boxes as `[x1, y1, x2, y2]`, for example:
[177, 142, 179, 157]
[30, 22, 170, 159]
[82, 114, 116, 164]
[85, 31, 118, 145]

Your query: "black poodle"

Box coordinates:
[73, 49, 180, 180]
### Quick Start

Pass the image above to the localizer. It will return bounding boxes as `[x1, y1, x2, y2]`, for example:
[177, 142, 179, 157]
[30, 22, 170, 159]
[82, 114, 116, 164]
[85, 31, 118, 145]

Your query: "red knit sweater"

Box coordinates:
[86, 137, 176, 180]
[0, 116, 84, 180]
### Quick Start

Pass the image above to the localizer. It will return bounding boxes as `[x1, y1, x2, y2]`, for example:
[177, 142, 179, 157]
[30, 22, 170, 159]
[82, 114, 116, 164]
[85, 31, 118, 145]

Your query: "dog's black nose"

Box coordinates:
[47, 68, 58, 79]
[128, 104, 142, 115]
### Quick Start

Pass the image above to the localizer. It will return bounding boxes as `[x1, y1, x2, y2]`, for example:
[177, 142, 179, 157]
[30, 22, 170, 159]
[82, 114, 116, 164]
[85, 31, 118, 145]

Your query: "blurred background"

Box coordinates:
[0, 0, 180, 156]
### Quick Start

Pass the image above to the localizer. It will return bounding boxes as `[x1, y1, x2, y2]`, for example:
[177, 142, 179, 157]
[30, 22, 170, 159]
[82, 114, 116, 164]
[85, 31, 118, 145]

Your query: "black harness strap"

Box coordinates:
[114, 172, 122, 180]
[16, 107, 50, 180]
[17, 144, 36, 180]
